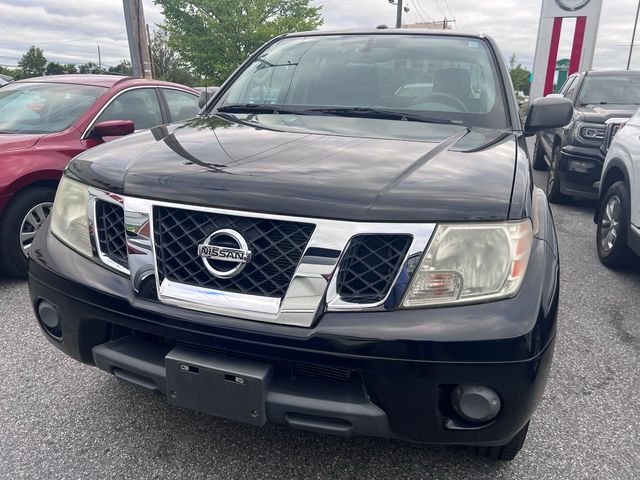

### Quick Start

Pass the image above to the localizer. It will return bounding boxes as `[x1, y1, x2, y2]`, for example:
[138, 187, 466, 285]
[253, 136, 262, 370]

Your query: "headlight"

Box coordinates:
[50, 176, 92, 257]
[577, 123, 605, 143]
[402, 220, 532, 307]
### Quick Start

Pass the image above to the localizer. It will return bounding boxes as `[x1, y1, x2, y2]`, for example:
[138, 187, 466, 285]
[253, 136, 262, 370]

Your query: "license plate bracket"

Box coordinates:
[165, 346, 272, 426]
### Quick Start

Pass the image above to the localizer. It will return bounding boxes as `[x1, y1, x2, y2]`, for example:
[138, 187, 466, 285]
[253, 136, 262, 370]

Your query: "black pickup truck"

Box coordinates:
[28, 30, 572, 461]
[532, 70, 640, 203]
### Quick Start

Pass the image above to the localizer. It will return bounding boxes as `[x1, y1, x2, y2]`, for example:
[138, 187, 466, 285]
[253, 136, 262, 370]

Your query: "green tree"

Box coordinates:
[108, 60, 133, 75]
[78, 62, 100, 74]
[18, 46, 47, 78]
[0, 65, 18, 80]
[62, 63, 78, 74]
[150, 24, 197, 85]
[508, 53, 531, 96]
[45, 62, 66, 75]
[154, 0, 323, 84]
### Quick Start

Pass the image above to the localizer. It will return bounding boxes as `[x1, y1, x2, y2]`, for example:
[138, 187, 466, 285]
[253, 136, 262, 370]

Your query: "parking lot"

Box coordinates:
[1, 164, 639, 480]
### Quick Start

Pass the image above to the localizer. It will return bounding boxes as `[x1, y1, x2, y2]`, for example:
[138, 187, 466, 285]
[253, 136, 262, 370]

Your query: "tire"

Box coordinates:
[532, 133, 548, 171]
[467, 421, 529, 461]
[546, 145, 571, 204]
[596, 181, 635, 268]
[0, 186, 55, 278]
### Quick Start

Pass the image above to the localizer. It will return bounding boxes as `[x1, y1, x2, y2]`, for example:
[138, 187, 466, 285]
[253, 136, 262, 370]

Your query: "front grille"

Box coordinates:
[336, 234, 412, 303]
[154, 206, 315, 298]
[96, 200, 128, 269]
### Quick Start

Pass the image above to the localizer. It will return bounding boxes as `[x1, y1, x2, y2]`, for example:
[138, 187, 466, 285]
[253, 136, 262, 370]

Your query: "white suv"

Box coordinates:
[596, 111, 640, 267]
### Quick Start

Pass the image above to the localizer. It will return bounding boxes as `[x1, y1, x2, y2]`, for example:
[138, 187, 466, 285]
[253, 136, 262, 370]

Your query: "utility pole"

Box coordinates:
[123, 0, 153, 79]
[628, 0, 640, 70]
[395, 0, 403, 28]
[97, 45, 102, 73]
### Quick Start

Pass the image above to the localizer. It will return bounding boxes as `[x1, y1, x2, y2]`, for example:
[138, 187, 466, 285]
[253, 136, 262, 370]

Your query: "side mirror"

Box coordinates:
[198, 87, 219, 108]
[523, 96, 573, 136]
[93, 120, 135, 137]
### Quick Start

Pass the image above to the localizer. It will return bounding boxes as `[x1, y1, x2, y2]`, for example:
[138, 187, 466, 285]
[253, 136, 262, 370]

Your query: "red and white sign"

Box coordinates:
[530, 0, 603, 100]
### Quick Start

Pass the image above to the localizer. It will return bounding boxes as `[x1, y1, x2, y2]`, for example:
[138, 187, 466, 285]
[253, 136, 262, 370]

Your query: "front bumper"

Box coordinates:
[558, 144, 603, 199]
[28, 215, 559, 446]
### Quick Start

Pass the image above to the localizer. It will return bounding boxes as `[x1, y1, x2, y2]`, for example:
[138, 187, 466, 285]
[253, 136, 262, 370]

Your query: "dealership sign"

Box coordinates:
[531, 0, 603, 99]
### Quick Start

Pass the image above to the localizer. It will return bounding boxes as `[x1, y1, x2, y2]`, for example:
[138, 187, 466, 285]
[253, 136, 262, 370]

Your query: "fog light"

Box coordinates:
[567, 159, 595, 173]
[37, 300, 62, 340]
[451, 384, 501, 423]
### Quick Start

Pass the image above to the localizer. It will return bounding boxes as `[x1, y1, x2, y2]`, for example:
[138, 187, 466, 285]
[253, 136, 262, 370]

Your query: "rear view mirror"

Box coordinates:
[198, 87, 219, 108]
[94, 120, 135, 137]
[524, 97, 573, 136]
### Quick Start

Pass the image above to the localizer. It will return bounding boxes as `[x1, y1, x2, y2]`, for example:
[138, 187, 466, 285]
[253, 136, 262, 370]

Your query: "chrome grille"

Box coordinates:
[336, 234, 412, 303]
[96, 200, 128, 269]
[153, 206, 315, 298]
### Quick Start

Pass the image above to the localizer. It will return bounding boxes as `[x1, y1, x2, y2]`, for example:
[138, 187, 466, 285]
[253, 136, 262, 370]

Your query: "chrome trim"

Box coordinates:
[89, 190, 436, 327]
[81, 86, 198, 140]
[198, 228, 252, 278]
[602, 118, 627, 155]
[88, 188, 130, 275]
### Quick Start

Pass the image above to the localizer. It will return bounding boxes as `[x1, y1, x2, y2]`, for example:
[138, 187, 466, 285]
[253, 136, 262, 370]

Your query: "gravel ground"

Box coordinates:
[1, 164, 639, 479]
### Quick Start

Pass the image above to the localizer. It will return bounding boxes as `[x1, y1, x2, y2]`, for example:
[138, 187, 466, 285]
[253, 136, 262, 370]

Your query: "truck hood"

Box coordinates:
[68, 115, 518, 222]
[576, 104, 639, 123]
[0, 133, 42, 151]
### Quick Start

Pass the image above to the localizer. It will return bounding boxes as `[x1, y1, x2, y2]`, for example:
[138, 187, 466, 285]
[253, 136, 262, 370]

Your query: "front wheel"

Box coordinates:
[0, 187, 55, 278]
[596, 181, 635, 268]
[546, 145, 571, 204]
[467, 421, 529, 461]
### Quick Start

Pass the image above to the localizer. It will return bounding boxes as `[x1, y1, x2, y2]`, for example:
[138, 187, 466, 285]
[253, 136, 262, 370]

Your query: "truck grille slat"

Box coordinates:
[336, 234, 412, 303]
[96, 201, 129, 269]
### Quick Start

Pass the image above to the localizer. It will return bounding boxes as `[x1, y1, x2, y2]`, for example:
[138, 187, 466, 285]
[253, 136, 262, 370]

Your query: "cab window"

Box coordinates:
[95, 88, 162, 131]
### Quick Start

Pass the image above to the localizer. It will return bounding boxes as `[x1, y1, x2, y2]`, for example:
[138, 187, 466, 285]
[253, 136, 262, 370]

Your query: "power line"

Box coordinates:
[410, 0, 427, 23]
[442, 0, 456, 22]
[413, 0, 435, 22]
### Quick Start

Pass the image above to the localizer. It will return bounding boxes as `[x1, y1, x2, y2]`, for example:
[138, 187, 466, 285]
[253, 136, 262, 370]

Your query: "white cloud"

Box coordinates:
[0, 0, 638, 72]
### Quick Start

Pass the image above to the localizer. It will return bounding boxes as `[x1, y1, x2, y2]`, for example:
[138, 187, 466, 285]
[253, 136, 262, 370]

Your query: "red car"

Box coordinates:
[0, 74, 199, 277]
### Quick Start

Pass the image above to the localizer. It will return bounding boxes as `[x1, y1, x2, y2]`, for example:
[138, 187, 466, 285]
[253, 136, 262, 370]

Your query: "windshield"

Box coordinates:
[578, 75, 640, 105]
[219, 34, 508, 129]
[0, 82, 106, 134]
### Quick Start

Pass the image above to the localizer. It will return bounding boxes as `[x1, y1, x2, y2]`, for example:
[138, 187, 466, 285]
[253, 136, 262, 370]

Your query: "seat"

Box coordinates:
[432, 68, 471, 103]
[120, 97, 156, 130]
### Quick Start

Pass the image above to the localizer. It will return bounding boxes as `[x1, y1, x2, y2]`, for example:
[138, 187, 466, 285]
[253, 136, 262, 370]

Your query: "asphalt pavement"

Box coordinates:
[1, 155, 639, 479]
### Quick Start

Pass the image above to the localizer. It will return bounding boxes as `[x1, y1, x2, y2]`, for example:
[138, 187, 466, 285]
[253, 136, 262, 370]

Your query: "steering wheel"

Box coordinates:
[410, 92, 468, 112]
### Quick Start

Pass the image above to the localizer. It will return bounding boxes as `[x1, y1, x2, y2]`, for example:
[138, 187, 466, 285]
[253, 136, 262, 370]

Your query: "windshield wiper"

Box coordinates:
[304, 107, 461, 125]
[216, 104, 307, 115]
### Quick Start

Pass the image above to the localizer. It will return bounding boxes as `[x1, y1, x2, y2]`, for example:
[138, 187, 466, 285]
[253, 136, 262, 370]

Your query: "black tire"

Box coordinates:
[532, 133, 548, 171]
[596, 181, 634, 268]
[0, 186, 55, 278]
[546, 145, 571, 204]
[467, 421, 529, 461]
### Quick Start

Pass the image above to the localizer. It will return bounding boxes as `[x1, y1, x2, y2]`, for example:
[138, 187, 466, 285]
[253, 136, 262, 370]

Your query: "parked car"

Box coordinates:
[532, 70, 640, 203]
[0, 74, 12, 87]
[595, 114, 640, 267]
[28, 31, 572, 460]
[0, 74, 199, 277]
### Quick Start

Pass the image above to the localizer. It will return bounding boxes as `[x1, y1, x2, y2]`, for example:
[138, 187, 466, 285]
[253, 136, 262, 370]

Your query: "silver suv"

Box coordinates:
[596, 112, 640, 267]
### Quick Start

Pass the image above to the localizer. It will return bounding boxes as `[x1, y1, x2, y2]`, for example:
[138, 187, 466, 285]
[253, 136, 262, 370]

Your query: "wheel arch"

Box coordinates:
[595, 159, 630, 222]
[0, 172, 60, 216]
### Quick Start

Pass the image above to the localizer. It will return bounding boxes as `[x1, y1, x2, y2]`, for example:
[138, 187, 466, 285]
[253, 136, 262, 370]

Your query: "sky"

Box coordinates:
[0, 0, 639, 72]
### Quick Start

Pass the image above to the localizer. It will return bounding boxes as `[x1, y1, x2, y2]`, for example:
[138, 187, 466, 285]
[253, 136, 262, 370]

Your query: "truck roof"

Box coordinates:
[284, 28, 485, 39]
